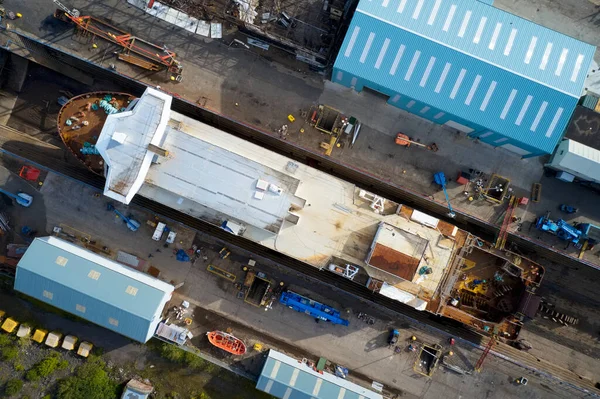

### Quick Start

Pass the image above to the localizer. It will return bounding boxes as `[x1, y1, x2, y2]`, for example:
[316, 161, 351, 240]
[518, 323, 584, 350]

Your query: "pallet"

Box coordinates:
[207, 264, 236, 282]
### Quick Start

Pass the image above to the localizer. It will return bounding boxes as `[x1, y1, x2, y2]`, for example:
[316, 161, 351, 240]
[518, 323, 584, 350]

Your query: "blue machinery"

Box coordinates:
[0, 188, 33, 207]
[434, 172, 456, 218]
[536, 214, 600, 250]
[536, 213, 582, 245]
[106, 203, 140, 232]
[279, 291, 349, 326]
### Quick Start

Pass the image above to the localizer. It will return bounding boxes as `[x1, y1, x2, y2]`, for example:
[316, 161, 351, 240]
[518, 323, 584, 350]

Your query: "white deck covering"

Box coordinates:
[96, 88, 172, 204]
[144, 119, 301, 233]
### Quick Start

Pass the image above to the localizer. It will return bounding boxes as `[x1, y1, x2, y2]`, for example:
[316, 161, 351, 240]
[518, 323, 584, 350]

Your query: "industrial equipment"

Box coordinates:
[218, 247, 231, 259]
[388, 329, 399, 346]
[535, 213, 582, 245]
[395, 133, 439, 152]
[327, 263, 359, 280]
[484, 174, 511, 203]
[243, 271, 271, 307]
[559, 204, 578, 214]
[578, 223, 600, 245]
[314, 105, 342, 135]
[0, 188, 33, 207]
[475, 336, 496, 372]
[414, 343, 442, 377]
[494, 196, 518, 250]
[106, 203, 140, 231]
[279, 290, 349, 326]
[433, 172, 456, 218]
[53, 0, 183, 79]
[152, 222, 166, 241]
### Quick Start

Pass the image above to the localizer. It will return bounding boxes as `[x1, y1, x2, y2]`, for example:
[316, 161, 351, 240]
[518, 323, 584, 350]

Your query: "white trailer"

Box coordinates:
[546, 139, 600, 184]
[152, 222, 166, 241]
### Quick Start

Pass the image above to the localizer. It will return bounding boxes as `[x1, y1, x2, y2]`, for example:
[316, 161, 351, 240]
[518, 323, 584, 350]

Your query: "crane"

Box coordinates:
[53, 0, 79, 17]
[433, 172, 456, 218]
[106, 203, 140, 232]
[0, 188, 33, 207]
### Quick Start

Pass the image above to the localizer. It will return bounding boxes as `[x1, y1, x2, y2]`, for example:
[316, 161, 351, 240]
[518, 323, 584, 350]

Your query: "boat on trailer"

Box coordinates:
[206, 331, 246, 355]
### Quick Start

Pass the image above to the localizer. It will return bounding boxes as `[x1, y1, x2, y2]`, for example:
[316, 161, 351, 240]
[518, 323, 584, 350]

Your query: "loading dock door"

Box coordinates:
[444, 120, 474, 133]
[500, 143, 531, 156]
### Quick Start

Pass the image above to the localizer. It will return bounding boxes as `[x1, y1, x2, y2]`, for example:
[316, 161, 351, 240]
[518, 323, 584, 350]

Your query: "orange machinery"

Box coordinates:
[53, 0, 183, 79]
[395, 133, 438, 152]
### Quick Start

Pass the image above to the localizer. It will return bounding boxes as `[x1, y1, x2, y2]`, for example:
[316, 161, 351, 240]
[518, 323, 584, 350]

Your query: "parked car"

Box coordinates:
[388, 329, 400, 346]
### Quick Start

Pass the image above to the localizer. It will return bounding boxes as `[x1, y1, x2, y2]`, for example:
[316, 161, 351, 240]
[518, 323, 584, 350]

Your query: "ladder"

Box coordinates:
[475, 335, 496, 372]
[495, 196, 518, 250]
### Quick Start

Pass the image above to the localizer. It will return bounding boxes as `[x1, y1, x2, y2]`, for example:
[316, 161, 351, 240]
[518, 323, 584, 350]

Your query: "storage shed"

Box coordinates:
[546, 139, 600, 184]
[256, 349, 382, 399]
[333, 0, 595, 157]
[14, 237, 174, 343]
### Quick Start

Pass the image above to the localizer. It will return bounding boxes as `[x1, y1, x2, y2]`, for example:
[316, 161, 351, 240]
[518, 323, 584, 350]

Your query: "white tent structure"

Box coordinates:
[546, 139, 600, 184]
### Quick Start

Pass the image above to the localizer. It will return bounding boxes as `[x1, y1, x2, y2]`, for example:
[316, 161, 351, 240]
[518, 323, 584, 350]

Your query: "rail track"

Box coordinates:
[1, 125, 598, 396]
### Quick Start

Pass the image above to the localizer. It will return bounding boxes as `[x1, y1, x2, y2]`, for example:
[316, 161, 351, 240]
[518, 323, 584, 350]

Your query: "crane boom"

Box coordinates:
[53, 0, 79, 17]
[433, 172, 456, 218]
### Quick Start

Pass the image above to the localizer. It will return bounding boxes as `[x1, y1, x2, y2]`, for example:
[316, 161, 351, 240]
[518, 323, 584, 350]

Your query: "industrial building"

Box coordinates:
[546, 139, 600, 184]
[333, 0, 596, 157]
[14, 236, 174, 343]
[256, 349, 382, 399]
[546, 103, 600, 185]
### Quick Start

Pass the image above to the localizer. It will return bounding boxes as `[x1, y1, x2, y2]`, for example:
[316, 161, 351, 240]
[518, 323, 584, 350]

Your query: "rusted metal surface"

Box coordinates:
[368, 243, 420, 281]
[57, 92, 135, 175]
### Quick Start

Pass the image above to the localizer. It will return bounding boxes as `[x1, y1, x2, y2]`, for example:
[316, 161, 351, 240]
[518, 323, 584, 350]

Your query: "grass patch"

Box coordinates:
[26, 352, 68, 381]
[1, 345, 19, 361]
[144, 341, 275, 399]
[156, 342, 211, 370]
[57, 357, 117, 399]
[0, 334, 13, 347]
[4, 378, 23, 396]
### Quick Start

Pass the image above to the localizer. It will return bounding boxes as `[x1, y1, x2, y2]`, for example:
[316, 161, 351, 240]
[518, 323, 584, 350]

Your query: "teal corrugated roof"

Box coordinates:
[256, 350, 382, 399]
[333, 0, 595, 154]
[14, 237, 173, 342]
[355, 0, 595, 96]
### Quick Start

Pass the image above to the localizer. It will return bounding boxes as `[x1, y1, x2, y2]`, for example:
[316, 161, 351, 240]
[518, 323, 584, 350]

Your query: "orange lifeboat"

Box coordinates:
[206, 331, 246, 355]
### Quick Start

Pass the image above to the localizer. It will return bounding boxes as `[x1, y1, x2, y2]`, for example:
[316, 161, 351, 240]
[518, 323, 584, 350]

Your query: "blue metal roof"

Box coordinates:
[334, 0, 596, 154]
[14, 237, 174, 342]
[256, 350, 382, 399]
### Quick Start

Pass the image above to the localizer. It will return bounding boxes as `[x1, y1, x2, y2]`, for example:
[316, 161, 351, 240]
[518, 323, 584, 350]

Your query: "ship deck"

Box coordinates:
[137, 110, 468, 308]
[57, 92, 134, 174]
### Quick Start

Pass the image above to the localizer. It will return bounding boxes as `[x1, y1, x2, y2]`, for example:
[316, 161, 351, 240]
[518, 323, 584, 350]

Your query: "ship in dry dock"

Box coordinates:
[55, 87, 545, 341]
